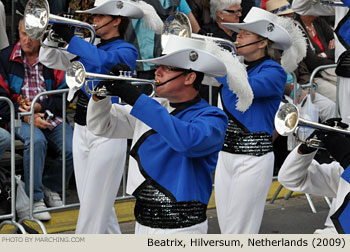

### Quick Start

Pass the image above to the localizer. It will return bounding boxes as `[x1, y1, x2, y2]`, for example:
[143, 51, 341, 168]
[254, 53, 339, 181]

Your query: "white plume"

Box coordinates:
[275, 16, 307, 72]
[138, 1, 164, 34]
[205, 39, 253, 112]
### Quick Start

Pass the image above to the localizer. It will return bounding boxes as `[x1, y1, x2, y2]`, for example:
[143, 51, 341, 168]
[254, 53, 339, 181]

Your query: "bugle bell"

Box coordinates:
[275, 103, 350, 147]
[161, 12, 237, 55]
[24, 0, 96, 49]
[66, 61, 157, 97]
[275, 103, 350, 136]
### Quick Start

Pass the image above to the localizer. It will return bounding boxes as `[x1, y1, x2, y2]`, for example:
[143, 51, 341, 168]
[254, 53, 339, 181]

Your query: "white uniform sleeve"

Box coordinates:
[86, 97, 136, 139]
[38, 38, 76, 71]
[278, 144, 343, 198]
[292, 0, 335, 15]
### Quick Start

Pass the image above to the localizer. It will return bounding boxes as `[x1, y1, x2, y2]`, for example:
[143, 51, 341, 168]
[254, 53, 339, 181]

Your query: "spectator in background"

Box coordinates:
[200, 0, 242, 42]
[291, 0, 350, 128]
[0, 1, 9, 49]
[294, 13, 336, 71]
[187, 0, 211, 27]
[293, 11, 337, 102]
[0, 18, 74, 221]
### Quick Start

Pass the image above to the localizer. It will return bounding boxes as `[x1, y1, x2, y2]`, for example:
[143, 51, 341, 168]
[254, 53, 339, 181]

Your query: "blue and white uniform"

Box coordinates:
[39, 36, 138, 234]
[215, 57, 286, 234]
[87, 94, 228, 233]
[279, 145, 350, 234]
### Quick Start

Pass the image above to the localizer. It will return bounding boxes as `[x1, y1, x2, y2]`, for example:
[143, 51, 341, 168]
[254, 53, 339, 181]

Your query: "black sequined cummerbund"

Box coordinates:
[134, 184, 207, 229]
[74, 93, 89, 126]
[222, 119, 273, 156]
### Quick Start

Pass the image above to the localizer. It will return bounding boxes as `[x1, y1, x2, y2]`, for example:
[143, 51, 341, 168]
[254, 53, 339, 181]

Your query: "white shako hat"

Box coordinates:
[222, 7, 292, 50]
[139, 34, 254, 112]
[139, 35, 227, 77]
[76, 0, 163, 34]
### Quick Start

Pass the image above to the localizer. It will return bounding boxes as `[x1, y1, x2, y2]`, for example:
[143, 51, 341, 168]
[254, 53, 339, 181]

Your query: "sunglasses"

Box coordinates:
[223, 9, 242, 15]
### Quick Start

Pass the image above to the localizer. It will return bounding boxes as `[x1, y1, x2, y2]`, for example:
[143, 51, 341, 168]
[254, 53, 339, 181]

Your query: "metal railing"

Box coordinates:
[0, 97, 26, 233]
[0, 89, 134, 234]
[309, 64, 338, 116]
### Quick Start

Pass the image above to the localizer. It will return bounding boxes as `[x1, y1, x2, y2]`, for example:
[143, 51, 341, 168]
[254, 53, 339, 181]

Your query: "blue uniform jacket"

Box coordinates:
[218, 59, 286, 136]
[130, 95, 228, 204]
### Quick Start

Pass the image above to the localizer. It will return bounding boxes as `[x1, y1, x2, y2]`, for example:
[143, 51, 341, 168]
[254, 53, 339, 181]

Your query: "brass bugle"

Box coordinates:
[66, 61, 157, 97]
[274, 103, 350, 137]
[24, 0, 96, 49]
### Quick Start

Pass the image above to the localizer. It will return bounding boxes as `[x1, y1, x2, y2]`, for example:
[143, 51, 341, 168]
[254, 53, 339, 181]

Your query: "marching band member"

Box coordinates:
[39, 0, 162, 233]
[278, 127, 350, 234]
[86, 35, 230, 234]
[214, 7, 306, 233]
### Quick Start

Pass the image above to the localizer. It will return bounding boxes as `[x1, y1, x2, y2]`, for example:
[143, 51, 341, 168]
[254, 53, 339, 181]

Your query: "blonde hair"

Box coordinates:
[210, 0, 242, 21]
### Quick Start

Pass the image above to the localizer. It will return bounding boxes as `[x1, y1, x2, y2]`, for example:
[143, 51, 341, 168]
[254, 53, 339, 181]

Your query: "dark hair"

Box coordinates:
[192, 71, 204, 91]
[115, 16, 130, 37]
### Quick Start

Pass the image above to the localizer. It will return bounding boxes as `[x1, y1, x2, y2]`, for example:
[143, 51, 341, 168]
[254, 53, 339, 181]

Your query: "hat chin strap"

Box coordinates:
[95, 18, 115, 31]
[236, 38, 267, 49]
[156, 71, 189, 87]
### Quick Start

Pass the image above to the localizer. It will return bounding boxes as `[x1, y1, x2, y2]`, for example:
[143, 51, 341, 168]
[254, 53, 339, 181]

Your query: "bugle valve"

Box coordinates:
[66, 61, 157, 97]
[24, 0, 96, 49]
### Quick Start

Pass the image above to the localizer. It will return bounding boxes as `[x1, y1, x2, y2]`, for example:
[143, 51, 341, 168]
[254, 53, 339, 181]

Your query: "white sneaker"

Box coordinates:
[43, 186, 63, 207]
[33, 199, 51, 221]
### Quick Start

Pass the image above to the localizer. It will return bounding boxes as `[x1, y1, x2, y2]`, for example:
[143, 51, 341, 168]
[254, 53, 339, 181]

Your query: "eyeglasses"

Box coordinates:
[223, 9, 242, 15]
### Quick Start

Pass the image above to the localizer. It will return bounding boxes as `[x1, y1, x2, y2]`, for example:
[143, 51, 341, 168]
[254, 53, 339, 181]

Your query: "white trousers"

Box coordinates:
[338, 77, 350, 125]
[73, 124, 127, 234]
[215, 151, 274, 234]
[134, 220, 208, 234]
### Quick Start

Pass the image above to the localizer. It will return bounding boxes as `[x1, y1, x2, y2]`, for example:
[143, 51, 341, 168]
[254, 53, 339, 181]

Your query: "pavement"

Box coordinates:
[51, 189, 330, 234]
[0, 180, 331, 234]
[117, 194, 330, 234]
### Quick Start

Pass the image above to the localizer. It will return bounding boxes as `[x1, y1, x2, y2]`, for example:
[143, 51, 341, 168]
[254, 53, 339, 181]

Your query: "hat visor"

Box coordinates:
[223, 21, 292, 50]
[139, 48, 227, 77]
[76, 1, 144, 19]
